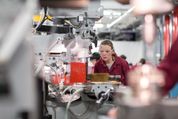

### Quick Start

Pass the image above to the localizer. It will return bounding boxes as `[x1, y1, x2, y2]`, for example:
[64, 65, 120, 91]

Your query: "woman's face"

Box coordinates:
[99, 44, 114, 63]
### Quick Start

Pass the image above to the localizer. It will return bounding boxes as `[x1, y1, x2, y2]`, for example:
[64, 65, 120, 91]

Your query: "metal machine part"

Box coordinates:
[91, 84, 114, 99]
[46, 100, 98, 119]
[34, 0, 103, 47]
[45, 82, 121, 119]
[96, 88, 113, 104]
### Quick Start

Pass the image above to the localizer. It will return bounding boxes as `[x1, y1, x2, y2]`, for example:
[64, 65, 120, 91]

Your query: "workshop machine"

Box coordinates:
[32, 1, 123, 119]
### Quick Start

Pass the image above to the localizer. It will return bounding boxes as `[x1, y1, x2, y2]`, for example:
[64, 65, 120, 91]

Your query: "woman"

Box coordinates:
[94, 40, 129, 85]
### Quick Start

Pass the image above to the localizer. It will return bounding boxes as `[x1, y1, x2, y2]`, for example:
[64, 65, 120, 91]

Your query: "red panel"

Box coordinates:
[70, 62, 86, 84]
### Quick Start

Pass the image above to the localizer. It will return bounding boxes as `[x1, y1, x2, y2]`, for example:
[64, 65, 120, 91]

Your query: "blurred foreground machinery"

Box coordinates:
[116, 64, 178, 119]
[0, 0, 39, 119]
[115, 0, 178, 119]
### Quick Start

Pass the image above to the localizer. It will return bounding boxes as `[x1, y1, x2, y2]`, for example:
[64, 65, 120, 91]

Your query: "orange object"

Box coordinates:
[70, 62, 86, 84]
[164, 15, 170, 56]
[173, 7, 178, 43]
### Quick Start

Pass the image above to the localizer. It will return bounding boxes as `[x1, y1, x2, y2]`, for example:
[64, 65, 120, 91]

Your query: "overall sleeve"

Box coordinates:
[158, 39, 178, 94]
[121, 59, 130, 85]
[94, 60, 102, 73]
[94, 64, 99, 73]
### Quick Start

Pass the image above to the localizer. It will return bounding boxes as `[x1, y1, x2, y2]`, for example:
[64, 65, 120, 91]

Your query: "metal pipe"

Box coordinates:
[169, 13, 173, 47]
[107, 6, 135, 28]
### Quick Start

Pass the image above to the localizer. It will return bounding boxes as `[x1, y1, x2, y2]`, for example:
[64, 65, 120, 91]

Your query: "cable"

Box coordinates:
[35, 7, 47, 30]
[61, 86, 72, 95]
[65, 88, 83, 119]
[64, 20, 83, 29]
[34, 7, 54, 31]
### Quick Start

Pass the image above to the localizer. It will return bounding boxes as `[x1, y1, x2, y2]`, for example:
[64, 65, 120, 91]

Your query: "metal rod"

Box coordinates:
[107, 6, 135, 28]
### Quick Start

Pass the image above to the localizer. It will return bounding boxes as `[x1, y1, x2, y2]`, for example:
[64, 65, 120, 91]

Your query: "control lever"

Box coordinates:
[96, 88, 113, 104]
